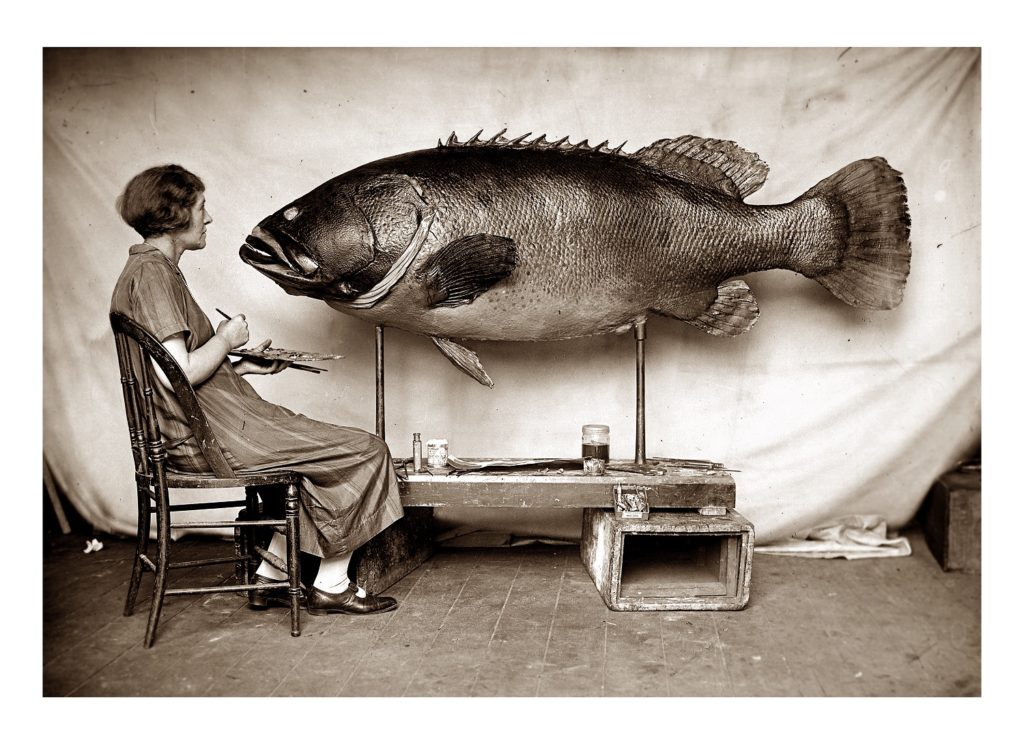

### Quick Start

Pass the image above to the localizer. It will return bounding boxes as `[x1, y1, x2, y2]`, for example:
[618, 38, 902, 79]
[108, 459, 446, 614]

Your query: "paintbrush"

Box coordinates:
[216, 308, 324, 373]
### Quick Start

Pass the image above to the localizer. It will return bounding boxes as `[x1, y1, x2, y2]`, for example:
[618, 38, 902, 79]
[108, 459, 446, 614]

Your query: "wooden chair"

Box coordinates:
[110, 312, 302, 648]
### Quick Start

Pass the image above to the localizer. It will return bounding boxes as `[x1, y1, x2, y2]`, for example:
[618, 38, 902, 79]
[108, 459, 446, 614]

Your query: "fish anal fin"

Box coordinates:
[657, 280, 759, 337]
[632, 135, 769, 200]
[418, 234, 517, 309]
[432, 337, 494, 387]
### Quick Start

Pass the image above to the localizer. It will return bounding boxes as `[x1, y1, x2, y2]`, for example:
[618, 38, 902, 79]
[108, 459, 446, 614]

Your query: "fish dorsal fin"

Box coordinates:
[439, 130, 629, 157]
[438, 130, 768, 199]
[631, 135, 769, 199]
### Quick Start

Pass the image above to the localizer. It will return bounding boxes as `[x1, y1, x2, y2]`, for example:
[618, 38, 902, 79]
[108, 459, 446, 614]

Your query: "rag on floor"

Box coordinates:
[754, 514, 911, 559]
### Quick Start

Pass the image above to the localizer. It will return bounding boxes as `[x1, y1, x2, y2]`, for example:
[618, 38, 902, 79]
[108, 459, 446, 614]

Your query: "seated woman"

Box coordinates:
[110, 164, 404, 615]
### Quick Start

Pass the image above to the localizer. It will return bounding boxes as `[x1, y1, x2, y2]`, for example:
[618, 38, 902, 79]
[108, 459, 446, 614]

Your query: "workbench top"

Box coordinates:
[391, 457, 736, 509]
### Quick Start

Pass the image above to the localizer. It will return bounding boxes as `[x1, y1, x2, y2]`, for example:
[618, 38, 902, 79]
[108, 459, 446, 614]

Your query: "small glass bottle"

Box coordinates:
[412, 432, 423, 473]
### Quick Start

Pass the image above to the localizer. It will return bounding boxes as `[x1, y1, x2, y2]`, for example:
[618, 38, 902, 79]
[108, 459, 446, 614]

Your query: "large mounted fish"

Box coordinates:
[241, 131, 911, 386]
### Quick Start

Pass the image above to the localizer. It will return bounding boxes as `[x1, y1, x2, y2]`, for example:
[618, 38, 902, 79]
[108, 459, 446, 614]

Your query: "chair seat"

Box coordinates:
[164, 469, 302, 489]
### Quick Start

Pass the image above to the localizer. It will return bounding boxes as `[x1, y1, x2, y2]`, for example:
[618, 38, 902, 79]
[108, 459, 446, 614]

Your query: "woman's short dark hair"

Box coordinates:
[116, 165, 205, 238]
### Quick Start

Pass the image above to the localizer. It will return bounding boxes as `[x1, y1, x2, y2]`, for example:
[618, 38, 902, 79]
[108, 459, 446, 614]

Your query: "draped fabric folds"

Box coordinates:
[42, 48, 980, 543]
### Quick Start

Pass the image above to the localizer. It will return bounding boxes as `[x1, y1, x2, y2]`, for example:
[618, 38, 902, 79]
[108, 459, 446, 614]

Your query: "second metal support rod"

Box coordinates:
[634, 318, 646, 465]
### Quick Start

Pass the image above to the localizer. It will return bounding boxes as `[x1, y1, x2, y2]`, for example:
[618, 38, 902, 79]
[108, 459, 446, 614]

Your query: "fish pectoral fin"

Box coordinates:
[418, 234, 518, 309]
[631, 135, 769, 200]
[657, 280, 760, 337]
[431, 337, 495, 387]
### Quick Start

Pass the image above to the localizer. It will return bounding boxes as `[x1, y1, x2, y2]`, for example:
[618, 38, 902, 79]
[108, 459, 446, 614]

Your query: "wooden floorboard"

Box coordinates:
[469, 548, 564, 697]
[400, 550, 521, 697]
[42, 527, 981, 697]
[660, 613, 733, 696]
[44, 538, 238, 696]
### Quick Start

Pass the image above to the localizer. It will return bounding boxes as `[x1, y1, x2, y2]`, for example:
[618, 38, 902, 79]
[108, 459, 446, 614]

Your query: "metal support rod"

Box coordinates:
[634, 318, 647, 465]
[375, 325, 385, 440]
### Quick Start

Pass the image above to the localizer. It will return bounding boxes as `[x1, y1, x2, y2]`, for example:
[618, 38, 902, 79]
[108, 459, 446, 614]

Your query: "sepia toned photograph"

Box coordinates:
[40, 41, 983, 711]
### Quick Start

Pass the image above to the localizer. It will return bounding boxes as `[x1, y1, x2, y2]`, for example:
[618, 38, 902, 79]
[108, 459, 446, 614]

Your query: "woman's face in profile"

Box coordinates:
[177, 193, 213, 252]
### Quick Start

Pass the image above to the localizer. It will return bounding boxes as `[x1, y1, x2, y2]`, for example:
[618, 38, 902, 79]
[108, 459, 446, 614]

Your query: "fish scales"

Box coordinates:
[241, 133, 910, 385]
[335, 147, 780, 336]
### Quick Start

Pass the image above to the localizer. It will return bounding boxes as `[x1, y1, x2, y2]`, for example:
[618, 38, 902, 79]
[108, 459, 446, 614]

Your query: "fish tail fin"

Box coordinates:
[797, 158, 911, 309]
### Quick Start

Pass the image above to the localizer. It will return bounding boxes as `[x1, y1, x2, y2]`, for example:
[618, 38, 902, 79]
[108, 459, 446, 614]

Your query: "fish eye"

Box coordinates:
[283, 207, 300, 221]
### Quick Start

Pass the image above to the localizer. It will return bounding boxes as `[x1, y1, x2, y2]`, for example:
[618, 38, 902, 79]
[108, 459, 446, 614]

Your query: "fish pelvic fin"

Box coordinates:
[798, 158, 911, 310]
[431, 337, 494, 387]
[632, 135, 769, 199]
[656, 280, 759, 337]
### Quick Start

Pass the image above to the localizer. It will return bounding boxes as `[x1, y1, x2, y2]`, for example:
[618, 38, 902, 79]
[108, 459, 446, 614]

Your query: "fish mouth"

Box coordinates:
[242, 226, 319, 274]
[240, 227, 360, 299]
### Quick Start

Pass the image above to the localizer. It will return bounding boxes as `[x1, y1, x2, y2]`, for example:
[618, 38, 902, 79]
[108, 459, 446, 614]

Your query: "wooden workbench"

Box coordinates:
[354, 458, 738, 594]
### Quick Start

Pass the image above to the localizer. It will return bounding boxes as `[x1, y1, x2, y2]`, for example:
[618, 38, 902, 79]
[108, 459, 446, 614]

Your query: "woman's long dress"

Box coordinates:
[111, 244, 403, 557]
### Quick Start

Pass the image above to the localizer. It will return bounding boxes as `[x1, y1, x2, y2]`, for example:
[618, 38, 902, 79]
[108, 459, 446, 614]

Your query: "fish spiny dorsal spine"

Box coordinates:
[441, 130, 630, 156]
[486, 128, 508, 144]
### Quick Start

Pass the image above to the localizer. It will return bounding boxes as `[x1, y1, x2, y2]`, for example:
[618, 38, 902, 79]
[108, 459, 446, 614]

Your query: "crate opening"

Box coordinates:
[620, 532, 739, 598]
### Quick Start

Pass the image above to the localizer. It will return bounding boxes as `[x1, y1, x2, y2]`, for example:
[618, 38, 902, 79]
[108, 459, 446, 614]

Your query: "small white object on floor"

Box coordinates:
[83, 538, 103, 554]
[754, 514, 911, 559]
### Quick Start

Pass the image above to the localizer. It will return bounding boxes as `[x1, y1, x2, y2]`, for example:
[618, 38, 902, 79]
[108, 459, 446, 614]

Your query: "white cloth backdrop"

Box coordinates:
[42, 47, 980, 543]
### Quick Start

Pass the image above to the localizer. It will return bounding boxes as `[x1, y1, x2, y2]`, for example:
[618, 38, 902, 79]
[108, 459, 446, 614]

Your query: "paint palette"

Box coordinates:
[230, 347, 345, 362]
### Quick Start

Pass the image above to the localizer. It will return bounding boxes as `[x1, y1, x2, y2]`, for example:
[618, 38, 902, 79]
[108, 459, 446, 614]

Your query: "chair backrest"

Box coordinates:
[110, 311, 236, 478]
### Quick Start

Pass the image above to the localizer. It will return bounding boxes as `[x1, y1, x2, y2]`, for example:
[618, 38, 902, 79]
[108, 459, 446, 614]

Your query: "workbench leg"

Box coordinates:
[353, 507, 436, 594]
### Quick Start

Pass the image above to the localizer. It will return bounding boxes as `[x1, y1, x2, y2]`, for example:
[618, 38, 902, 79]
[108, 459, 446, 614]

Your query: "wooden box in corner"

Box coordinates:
[921, 467, 981, 573]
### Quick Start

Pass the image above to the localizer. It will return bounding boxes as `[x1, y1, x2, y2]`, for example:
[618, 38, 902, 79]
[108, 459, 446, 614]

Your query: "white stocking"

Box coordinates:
[312, 552, 353, 594]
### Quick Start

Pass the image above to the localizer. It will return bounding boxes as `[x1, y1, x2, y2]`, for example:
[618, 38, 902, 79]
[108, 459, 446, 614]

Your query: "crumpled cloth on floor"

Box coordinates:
[754, 514, 912, 559]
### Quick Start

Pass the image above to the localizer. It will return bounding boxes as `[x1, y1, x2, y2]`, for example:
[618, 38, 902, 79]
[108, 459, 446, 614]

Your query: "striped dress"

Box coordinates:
[110, 244, 404, 558]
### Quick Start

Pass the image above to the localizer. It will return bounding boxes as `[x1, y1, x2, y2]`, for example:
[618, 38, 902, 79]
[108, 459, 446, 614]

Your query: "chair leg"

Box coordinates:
[234, 509, 247, 585]
[236, 486, 257, 586]
[143, 489, 171, 649]
[123, 483, 151, 617]
[244, 486, 261, 583]
[285, 483, 302, 637]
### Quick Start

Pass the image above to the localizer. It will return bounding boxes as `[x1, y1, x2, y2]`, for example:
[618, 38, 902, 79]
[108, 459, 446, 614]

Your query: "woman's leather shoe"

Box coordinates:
[306, 584, 398, 615]
[248, 575, 306, 610]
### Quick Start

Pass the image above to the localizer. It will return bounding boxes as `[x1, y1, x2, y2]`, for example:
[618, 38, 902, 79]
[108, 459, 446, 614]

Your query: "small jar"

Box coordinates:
[582, 424, 609, 475]
[426, 438, 449, 469]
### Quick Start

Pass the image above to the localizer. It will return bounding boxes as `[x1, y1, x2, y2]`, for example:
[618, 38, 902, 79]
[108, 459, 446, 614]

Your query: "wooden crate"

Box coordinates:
[921, 469, 981, 573]
[581, 508, 753, 611]
[354, 508, 436, 594]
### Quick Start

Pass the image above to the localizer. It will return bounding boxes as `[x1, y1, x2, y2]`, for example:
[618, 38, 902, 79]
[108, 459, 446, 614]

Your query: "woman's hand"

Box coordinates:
[216, 314, 250, 349]
[232, 338, 291, 376]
